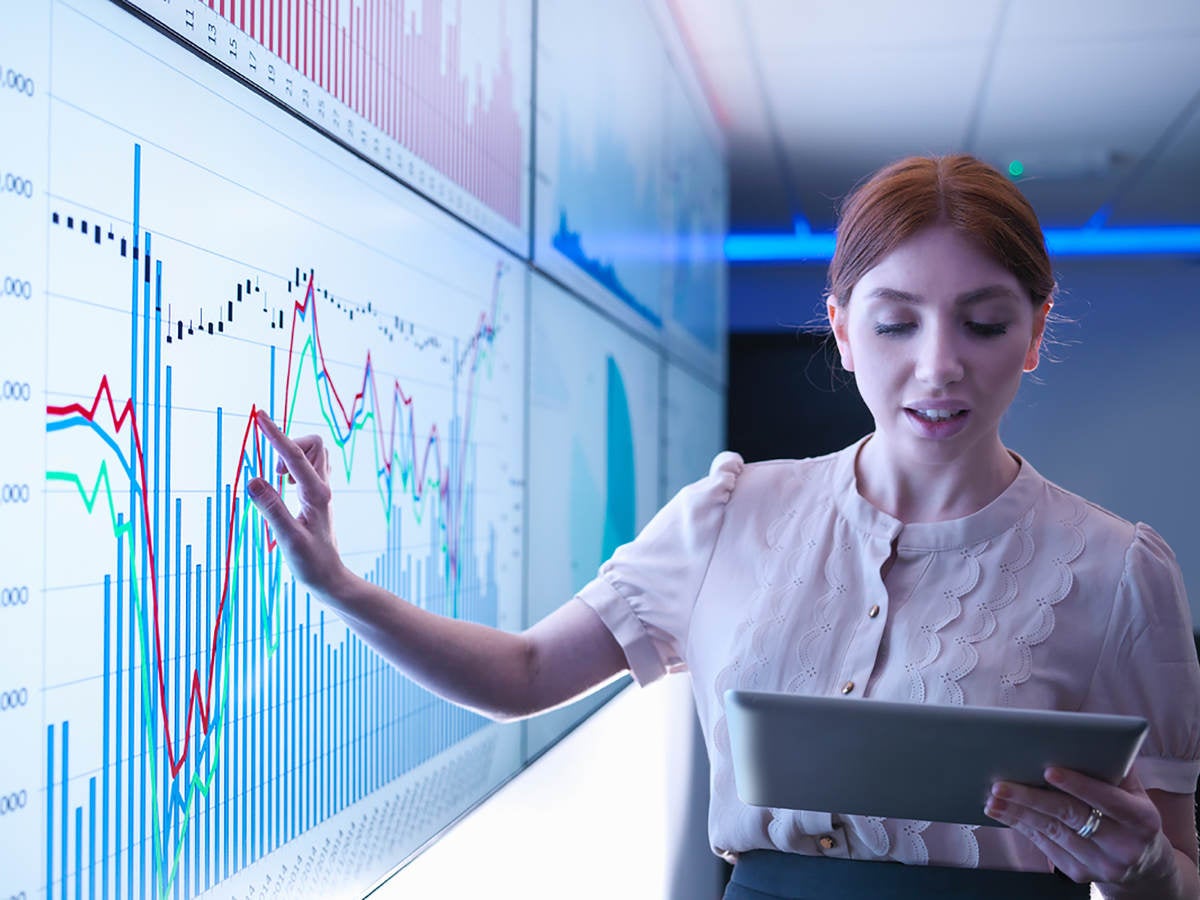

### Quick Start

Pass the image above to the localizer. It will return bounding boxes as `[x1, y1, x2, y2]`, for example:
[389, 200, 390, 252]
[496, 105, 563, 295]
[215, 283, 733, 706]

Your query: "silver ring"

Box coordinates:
[1076, 807, 1103, 839]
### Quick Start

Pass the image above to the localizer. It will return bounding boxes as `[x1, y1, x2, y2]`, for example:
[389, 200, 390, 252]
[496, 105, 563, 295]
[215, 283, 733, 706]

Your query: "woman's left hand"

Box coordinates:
[985, 767, 1179, 892]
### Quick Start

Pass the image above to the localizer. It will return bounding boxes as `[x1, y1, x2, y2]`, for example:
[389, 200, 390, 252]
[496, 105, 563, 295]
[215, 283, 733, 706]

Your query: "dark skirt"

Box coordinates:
[724, 850, 1090, 900]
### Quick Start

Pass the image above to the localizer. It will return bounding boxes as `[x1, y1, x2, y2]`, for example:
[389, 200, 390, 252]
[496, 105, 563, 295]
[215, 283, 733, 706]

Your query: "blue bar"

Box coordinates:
[257, 515, 265, 862]
[139, 618, 146, 900]
[320, 613, 327, 823]
[352, 638, 360, 804]
[290, 583, 297, 844]
[193, 562, 201, 892]
[61, 721, 69, 900]
[214, 409, 222, 672]
[250, 553, 258, 865]
[130, 147, 140, 504]
[88, 778, 96, 900]
[102, 578, 111, 900]
[47, 724, 55, 900]
[274, 595, 281, 852]
[229, 534, 239, 879]
[75, 804, 82, 900]
[342, 643, 349, 810]
[141, 235, 150, 507]
[336, 641, 343, 813]
[174, 497, 181, 770]
[262, 587, 270, 860]
[241, 549, 248, 868]
[114, 518, 124, 900]
[183, 545, 192, 900]
[307, 616, 315, 834]
[139, 231, 151, 900]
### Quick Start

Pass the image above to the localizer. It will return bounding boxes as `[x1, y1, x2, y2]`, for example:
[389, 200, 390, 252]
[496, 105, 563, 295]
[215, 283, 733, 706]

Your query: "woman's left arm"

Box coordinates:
[985, 767, 1199, 898]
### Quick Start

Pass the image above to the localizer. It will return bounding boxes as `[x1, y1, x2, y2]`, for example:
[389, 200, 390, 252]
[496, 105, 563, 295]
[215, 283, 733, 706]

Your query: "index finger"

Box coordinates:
[255, 410, 322, 489]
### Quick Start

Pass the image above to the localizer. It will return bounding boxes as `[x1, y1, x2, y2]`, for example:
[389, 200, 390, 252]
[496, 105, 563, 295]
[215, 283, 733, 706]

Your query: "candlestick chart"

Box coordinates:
[6, 3, 526, 898]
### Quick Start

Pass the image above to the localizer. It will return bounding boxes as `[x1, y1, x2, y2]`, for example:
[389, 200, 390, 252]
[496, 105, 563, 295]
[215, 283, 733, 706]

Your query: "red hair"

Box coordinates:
[827, 155, 1055, 308]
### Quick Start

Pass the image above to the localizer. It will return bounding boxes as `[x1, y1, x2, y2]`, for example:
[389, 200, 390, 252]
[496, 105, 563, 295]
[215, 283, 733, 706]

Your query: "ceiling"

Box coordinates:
[671, 0, 1200, 236]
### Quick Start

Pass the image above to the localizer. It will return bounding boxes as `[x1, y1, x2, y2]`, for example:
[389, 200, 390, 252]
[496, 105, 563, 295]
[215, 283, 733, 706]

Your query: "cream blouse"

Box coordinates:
[576, 437, 1200, 871]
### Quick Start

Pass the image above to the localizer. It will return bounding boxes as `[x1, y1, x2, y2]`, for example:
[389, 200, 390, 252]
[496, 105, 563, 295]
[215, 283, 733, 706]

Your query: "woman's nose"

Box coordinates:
[915, 326, 965, 387]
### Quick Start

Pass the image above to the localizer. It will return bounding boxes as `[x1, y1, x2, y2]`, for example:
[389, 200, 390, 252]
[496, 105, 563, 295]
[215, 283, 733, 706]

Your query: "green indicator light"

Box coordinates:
[1008, 159, 1025, 178]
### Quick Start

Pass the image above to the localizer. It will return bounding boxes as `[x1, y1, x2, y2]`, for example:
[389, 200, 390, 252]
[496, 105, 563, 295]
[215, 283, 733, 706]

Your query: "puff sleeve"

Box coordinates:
[575, 451, 743, 686]
[1081, 523, 1200, 794]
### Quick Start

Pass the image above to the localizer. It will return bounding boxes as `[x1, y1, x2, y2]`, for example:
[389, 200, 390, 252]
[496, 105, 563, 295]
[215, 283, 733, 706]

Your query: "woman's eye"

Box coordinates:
[873, 322, 915, 336]
[967, 322, 1008, 337]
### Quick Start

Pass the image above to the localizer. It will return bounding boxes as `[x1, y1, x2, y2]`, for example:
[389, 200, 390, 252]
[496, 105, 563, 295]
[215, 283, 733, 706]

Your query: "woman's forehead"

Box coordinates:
[851, 226, 1024, 302]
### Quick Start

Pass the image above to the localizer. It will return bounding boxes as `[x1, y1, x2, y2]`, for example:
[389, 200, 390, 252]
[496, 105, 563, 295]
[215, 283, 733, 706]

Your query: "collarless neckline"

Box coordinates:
[829, 435, 1043, 550]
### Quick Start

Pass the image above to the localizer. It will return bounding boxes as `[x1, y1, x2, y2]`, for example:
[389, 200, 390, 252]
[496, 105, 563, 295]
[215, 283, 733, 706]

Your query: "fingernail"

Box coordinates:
[992, 783, 1011, 799]
[247, 477, 264, 498]
[987, 797, 1007, 813]
[1045, 768, 1063, 784]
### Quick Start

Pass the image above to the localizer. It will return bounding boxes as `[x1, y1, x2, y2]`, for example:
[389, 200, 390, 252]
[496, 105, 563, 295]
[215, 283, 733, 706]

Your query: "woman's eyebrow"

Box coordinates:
[865, 285, 1022, 305]
[956, 285, 1024, 305]
[866, 287, 920, 304]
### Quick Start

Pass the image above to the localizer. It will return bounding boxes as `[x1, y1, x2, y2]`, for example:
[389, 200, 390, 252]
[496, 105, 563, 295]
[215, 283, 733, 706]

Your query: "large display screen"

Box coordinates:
[0, 1, 726, 897]
[526, 272, 663, 757]
[124, 0, 534, 254]
[534, 0, 728, 382]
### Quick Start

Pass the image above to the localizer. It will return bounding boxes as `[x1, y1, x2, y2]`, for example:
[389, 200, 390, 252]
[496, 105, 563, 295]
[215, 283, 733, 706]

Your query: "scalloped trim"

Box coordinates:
[894, 819, 932, 865]
[905, 542, 986, 703]
[999, 496, 1086, 706]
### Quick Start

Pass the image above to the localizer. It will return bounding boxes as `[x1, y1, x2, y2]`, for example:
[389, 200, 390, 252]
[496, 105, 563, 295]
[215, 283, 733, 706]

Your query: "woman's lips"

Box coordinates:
[904, 407, 970, 439]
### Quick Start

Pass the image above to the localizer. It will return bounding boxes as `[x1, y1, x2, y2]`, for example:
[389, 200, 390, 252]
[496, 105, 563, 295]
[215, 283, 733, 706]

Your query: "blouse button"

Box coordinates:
[818, 834, 838, 851]
[867, 604, 880, 618]
[841, 681, 855, 694]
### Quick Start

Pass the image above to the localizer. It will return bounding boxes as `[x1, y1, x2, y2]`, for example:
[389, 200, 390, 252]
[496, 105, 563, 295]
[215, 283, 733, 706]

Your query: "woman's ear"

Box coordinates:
[1023, 300, 1052, 373]
[827, 298, 854, 372]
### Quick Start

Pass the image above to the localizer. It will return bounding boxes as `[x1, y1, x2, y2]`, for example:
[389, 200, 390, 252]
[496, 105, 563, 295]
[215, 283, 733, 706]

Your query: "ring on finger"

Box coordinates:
[1075, 807, 1103, 840]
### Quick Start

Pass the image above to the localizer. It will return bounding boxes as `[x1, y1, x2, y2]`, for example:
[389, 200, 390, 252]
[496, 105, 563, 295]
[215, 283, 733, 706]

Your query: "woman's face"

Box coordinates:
[828, 224, 1049, 469]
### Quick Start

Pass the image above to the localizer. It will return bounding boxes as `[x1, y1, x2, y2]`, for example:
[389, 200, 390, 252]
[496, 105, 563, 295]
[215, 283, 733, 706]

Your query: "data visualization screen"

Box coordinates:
[7, 3, 524, 897]
[535, 0, 727, 382]
[125, 0, 534, 254]
[526, 273, 663, 756]
[1, 1, 726, 898]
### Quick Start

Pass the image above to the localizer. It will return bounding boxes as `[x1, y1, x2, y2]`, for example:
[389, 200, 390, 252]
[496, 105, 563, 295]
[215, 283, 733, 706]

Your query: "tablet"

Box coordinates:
[725, 690, 1148, 827]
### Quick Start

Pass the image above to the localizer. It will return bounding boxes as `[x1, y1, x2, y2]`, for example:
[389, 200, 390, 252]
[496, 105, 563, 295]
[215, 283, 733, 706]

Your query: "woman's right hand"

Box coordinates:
[247, 409, 350, 600]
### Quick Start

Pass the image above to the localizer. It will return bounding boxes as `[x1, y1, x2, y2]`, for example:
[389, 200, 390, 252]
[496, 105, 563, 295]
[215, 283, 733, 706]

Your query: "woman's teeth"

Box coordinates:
[912, 408, 965, 422]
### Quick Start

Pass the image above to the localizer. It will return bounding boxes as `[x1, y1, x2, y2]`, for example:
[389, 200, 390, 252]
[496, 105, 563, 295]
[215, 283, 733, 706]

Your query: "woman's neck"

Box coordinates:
[854, 434, 1020, 524]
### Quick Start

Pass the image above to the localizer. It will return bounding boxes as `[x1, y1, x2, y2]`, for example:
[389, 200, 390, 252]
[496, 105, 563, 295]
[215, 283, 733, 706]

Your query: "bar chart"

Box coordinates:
[24, 3, 526, 896]
[126, 0, 533, 253]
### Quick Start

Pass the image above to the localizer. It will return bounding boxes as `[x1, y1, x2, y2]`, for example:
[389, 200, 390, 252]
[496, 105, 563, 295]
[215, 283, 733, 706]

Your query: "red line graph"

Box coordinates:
[47, 268, 502, 778]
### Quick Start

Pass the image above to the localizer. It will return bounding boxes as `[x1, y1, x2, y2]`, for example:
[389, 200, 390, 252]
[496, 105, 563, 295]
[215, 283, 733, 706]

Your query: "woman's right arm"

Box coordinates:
[247, 410, 628, 722]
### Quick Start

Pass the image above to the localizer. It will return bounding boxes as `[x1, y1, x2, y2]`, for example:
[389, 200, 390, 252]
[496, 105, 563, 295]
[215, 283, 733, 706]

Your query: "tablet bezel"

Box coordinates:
[725, 689, 1149, 827]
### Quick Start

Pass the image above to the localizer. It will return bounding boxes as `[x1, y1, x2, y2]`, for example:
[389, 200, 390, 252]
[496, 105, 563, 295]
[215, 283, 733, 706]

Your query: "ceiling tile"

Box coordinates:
[978, 35, 1200, 151]
[764, 45, 989, 213]
[1106, 96, 1200, 225]
[1003, 0, 1200, 41]
[743, 0, 1002, 52]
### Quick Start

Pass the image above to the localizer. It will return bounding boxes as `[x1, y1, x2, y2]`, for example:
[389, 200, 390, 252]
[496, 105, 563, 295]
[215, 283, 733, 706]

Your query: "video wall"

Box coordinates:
[0, 1, 726, 898]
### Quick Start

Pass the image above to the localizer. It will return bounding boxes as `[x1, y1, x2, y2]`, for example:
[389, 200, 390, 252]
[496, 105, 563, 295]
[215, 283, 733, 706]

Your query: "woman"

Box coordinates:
[247, 155, 1200, 899]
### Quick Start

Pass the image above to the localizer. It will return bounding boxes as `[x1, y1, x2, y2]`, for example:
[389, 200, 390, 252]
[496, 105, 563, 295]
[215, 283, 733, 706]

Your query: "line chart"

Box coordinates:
[29, 3, 526, 896]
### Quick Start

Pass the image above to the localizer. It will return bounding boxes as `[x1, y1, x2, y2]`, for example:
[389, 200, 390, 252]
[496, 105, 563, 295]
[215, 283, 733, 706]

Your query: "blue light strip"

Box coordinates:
[725, 225, 1200, 262]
